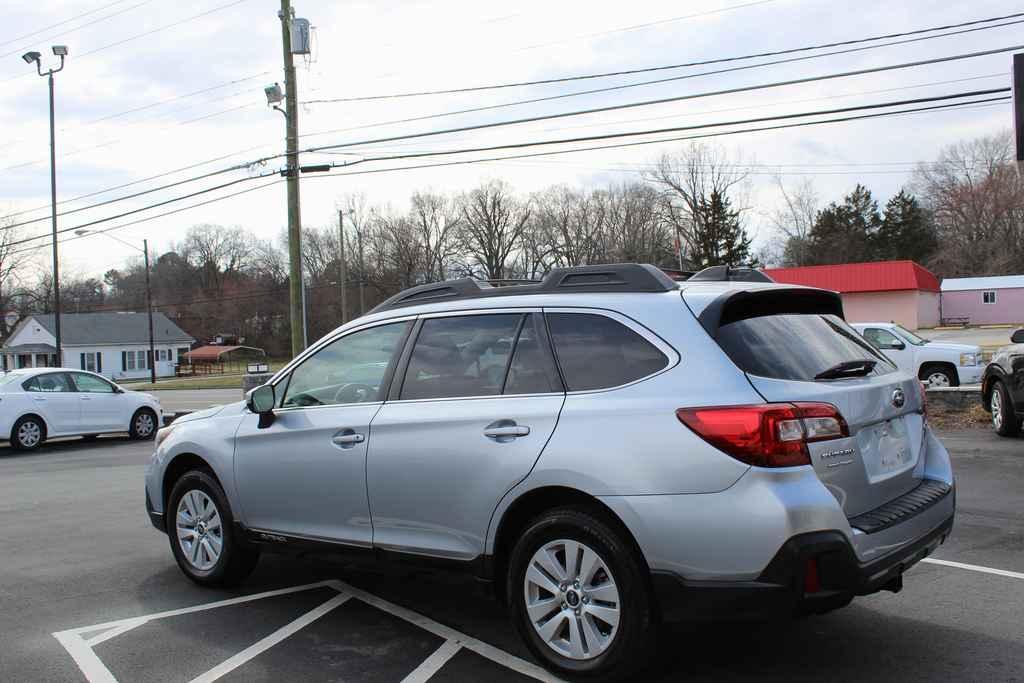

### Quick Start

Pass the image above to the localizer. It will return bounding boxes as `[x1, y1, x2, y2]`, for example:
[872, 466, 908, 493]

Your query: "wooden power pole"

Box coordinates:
[279, 0, 304, 357]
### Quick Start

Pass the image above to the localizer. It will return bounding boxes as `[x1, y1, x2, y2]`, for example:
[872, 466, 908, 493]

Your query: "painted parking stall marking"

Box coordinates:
[53, 579, 561, 683]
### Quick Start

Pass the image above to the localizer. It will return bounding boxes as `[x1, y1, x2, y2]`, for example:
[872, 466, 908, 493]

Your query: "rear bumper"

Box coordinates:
[653, 499, 954, 622]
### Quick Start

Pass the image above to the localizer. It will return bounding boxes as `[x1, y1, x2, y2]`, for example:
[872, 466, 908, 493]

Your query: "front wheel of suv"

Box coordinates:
[167, 469, 259, 586]
[508, 507, 656, 681]
[990, 381, 1020, 437]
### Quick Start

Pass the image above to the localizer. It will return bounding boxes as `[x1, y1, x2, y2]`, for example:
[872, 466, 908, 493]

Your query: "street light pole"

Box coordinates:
[23, 47, 68, 365]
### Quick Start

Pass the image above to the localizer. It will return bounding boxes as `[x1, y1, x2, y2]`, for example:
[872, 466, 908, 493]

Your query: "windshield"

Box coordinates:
[892, 324, 928, 346]
[716, 313, 896, 382]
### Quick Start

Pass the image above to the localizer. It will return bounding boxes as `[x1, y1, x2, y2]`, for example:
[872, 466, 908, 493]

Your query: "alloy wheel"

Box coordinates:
[175, 490, 223, 571]
[927, 372, 951, 388]
[135, 411, 155, 437]
[17, 420, 41, 448]
[992, 389, 1003, 430]
[523, 539, 621, 661]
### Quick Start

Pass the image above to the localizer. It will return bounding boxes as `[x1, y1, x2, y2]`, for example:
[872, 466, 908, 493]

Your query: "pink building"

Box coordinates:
[763, 261, 941, 330]
[940, 275, 1024, 325]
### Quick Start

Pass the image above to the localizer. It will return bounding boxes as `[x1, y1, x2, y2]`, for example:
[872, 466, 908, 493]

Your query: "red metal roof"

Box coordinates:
[763, 261, 939, 294]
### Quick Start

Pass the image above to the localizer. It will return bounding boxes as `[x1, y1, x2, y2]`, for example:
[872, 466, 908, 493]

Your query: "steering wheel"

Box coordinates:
[333, 383, 376, 404]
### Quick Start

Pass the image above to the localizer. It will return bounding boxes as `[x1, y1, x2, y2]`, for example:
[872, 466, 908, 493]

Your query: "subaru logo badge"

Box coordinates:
[891, 388, 906, 409]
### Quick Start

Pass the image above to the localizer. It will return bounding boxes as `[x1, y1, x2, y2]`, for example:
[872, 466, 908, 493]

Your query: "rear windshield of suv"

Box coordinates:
[716, 313, 896, 382]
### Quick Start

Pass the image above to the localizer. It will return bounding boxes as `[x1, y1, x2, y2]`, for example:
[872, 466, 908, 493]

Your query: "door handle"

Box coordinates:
[332, 433, 365, 445]
[484, 425, 530, 439]
[80, 396, 92, 401]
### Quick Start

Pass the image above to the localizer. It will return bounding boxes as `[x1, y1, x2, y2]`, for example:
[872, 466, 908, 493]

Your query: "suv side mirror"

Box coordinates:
[1012, 329, 1024, 344]
[247, 384, 275, 414]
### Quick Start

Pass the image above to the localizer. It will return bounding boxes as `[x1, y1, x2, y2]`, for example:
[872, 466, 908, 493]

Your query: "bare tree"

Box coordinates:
[459, 180, 531, 280]
[409, 191, 462, 282]
[645, 142, 750, 265]
[767, 176, 820, 266]
[912, 130, 1024, 276]
[605, 183, 673, 265]
[0, 217, 32, 335]
[177, 224, 254, 294]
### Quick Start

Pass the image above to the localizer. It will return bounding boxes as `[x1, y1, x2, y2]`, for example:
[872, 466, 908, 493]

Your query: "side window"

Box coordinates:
[864, 328, 900, 349]
[72, 373, 116, 393]
[400, 314, 521, 400]
[23, 373, 74, 392]
[281, 321, 410, 408]
[504, 314, 561, 395]
[547, 313, 668, 391]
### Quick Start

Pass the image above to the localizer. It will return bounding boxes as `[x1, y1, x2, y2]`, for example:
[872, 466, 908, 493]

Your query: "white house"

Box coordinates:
[1, 312, 195, 380]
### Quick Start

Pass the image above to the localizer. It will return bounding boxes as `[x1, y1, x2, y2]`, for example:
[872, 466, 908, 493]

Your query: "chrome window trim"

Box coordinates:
[542, 306, 680, 395]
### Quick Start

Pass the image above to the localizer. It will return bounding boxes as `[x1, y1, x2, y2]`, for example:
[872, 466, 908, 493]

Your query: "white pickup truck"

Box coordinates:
[851, 322, 983, 387]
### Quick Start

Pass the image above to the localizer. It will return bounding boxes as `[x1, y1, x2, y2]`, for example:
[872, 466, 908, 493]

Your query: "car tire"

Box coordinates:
[11, 415, 45, 451]
[167, 469, 259, 586]
[921, 365, 957, 388]
[508, 507, 656, 681]
[990, 381, 1020, 437]
[129, 408, 158, 440]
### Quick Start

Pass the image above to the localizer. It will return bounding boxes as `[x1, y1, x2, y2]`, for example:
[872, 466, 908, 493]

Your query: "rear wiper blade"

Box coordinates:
[814, 359, 878, 380]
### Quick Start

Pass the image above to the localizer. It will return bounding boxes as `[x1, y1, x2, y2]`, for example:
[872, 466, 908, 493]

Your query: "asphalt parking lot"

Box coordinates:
[1, 429, 1021, 682]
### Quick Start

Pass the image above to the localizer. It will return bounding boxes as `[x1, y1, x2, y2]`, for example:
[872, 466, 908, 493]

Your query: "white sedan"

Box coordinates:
[0, 368, 162, 450]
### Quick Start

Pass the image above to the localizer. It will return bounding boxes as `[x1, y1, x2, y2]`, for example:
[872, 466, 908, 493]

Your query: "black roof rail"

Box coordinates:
[688, 265, 775, 283]
[369, 263, 677, 314]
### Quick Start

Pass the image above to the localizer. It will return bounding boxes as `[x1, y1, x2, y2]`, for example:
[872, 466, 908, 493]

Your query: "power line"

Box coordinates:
[302, 45, 1024, 156]
[9, 89, 1004, 251]
[304, 11, 1024, 103]
[301, 21, 1024, 144]
[8, 179, 283, 258]
[0, 0, 152, 57]
[0, 0, 252, 83]
[303, 98, 1008, 180]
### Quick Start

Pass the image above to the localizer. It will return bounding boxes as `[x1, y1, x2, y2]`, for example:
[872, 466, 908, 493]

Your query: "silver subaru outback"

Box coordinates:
[145, 264, 955, 680]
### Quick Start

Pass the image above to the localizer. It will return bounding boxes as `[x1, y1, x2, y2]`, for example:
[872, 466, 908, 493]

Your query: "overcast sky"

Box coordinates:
[1, 0, 1019, 279]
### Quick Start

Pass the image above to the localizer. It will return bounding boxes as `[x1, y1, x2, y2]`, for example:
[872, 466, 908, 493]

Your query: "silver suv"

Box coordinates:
[145, 264, 955, 680]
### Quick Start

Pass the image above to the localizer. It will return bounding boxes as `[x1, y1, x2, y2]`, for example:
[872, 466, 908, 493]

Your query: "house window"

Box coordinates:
[982, 290, 997, 304]
[126, 352, 136, 370]
[136, 350, 148, 369]
[82, 352, 98, 372]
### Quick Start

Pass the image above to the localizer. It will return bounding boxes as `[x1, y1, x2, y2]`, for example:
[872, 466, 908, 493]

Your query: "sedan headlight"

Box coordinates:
[959, 353, 979, 367]
[155, 425, 177, 448]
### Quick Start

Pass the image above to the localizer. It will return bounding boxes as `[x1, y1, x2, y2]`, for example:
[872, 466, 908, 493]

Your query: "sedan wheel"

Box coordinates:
[14, 418, 43, 449]
[130, 409, 157, 439]
[524, 539, 621, 661]
[175, 490, 224, 572]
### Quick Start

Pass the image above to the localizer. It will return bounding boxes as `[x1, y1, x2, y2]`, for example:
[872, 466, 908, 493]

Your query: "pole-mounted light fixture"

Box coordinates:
[22, 51, 41, 64]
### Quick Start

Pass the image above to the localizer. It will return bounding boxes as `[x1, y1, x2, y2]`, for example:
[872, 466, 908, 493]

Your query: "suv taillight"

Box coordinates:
[676, 403, 849, 468]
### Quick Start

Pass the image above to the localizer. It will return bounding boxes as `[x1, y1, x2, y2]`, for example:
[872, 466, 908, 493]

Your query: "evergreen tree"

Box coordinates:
[690, 190, 755, 268]
[874, 189, 937, 263]
[806, 184, 881, 264]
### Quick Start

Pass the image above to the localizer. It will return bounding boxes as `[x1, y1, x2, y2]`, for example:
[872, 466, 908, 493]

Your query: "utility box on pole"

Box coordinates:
[1014, 53, 1024, 163]
[291, 18, 311, 54]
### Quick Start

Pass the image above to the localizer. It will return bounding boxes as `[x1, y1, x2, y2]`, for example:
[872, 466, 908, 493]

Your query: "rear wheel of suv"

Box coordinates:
[167, 470, 259, 586]
[508, 507, 655, 681]
[990, 381, 1020, 437]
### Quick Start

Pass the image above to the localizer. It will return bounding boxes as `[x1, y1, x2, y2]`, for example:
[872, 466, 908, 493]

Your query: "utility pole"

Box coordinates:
[279, 0, 304, 357]
[143, 239, 156, 384]
[357, 224, 366, 315]
[338, 209, 348, 324]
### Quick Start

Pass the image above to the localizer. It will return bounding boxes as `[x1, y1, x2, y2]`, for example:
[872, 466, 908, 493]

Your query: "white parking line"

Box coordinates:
[401, 640, 463, 683]
[922, 557, 1024, 580]
[53, 579, 560, 683]
[190, 593, 351, 683]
